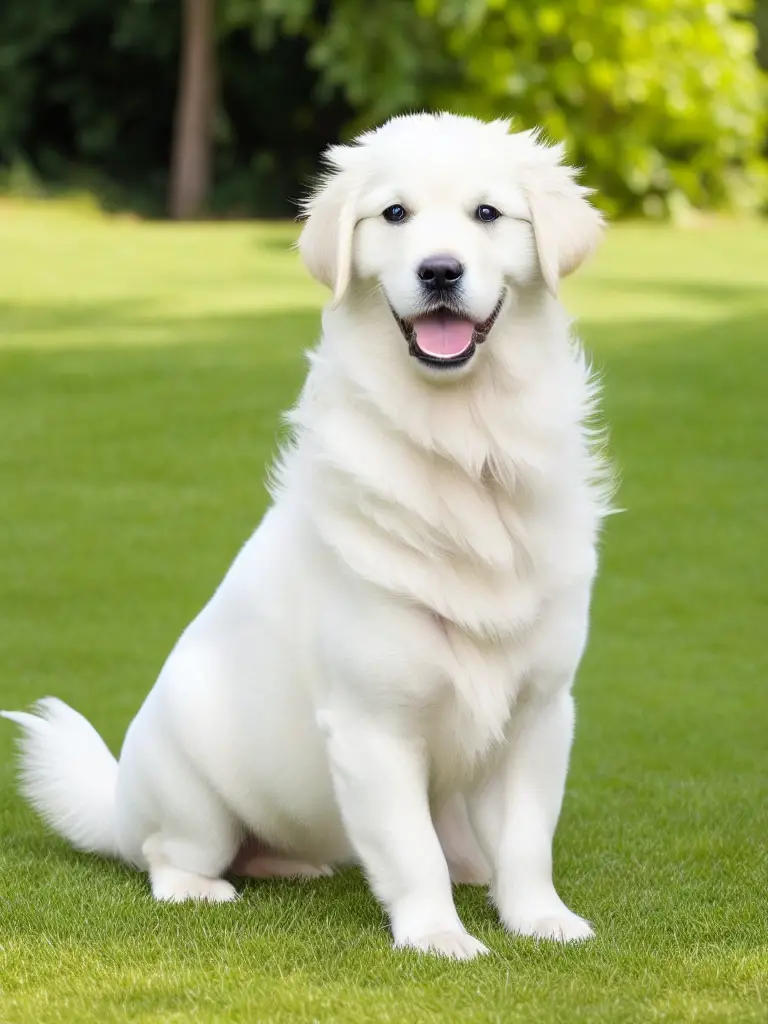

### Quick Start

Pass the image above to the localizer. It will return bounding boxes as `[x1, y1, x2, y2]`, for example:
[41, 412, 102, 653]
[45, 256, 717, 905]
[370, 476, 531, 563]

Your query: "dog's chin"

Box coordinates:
[389, 292, 506, 378]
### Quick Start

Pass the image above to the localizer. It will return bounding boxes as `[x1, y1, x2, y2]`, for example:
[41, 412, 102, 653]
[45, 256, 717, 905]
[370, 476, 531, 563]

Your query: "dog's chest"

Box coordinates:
[302, 384, 598, 770]
[424, 617, 526, 781]
[415, 468, 594, 779]
[403, 498, 540, 776]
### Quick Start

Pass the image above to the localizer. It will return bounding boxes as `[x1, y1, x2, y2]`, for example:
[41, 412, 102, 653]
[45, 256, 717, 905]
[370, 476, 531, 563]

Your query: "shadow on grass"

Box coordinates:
[0, 301, 320, 348]
[584, 276, 767, 306]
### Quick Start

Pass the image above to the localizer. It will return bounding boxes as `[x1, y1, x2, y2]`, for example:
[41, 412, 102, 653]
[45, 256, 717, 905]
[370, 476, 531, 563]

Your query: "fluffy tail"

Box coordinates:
[1, 697, 119, 858]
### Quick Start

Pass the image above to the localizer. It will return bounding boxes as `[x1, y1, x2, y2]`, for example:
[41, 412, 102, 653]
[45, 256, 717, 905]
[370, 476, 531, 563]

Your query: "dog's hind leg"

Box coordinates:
[145, 843, 239, 903]
[131, 755, 242, 903]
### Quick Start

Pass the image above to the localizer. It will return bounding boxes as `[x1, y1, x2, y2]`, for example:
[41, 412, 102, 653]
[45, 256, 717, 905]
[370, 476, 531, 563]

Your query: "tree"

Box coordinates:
[169, 0, 217, 219]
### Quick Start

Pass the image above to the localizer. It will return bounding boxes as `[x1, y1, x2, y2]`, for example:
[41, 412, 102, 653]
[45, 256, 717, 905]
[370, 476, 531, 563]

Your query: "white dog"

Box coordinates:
[3, 113, 611, 960]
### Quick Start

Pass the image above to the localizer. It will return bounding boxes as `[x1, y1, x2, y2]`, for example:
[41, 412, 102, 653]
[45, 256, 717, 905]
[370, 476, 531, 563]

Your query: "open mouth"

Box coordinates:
[391, 292, 506, 369]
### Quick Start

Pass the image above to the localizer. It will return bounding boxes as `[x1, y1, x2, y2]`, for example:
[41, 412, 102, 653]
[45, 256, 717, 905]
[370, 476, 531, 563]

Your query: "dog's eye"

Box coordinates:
[475, 205, 501, 223]
[382, 204, 407, 224]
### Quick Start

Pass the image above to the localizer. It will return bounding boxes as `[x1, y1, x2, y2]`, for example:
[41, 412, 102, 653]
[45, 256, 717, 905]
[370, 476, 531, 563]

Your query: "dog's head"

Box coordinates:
[299, 114, 603, 377]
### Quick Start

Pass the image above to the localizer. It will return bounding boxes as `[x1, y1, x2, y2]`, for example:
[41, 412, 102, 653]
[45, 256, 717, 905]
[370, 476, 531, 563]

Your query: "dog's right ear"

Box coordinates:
[298, 146, 361, 308]
[513, 132, 604, 296]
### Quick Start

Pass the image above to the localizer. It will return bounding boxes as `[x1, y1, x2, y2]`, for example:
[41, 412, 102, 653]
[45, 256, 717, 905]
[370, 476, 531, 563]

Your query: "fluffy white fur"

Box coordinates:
[3, 113, 611, 960]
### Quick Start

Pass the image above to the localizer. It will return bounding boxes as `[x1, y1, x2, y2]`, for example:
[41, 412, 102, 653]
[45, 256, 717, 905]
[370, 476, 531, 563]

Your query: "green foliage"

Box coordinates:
[308, 0, 768, 218]
[0, 0, 181, 209]
[423, 0, 768, 217]
[253, 0, 768, 216]
[755, 0, 768, 66]
[306, 0, 451, 129]
[0, 0, 766, 216]
[0, 0, 351, 216]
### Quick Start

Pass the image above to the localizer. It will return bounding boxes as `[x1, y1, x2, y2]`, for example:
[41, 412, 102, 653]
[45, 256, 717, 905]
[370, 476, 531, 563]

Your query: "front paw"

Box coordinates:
[504, 904, 594, 943]
[395, 930, 490, 960]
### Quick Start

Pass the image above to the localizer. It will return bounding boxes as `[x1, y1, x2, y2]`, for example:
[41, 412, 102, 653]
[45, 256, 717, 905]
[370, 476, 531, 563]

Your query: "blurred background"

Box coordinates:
[1, 0, 767, 219]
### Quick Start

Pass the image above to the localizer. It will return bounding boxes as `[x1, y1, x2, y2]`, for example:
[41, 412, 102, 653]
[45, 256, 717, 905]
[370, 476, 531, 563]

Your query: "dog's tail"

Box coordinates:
[1, 698, 119, 858]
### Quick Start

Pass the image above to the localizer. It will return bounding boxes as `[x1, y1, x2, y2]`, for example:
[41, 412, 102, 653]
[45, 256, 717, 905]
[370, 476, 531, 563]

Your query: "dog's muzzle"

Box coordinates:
[390, 291, 506, 369]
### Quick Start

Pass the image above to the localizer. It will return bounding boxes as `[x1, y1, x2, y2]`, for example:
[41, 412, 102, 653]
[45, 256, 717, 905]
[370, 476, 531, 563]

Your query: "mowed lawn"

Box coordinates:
[0, 199, 766, 1024]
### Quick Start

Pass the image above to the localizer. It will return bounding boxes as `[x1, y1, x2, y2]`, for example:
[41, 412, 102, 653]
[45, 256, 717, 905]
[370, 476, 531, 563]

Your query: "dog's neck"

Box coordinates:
[313, 286, 577, 483]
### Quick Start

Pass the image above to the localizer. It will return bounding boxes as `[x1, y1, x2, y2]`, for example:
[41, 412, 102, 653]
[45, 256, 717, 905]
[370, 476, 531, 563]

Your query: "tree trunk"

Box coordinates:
[169, 0, 216, 219]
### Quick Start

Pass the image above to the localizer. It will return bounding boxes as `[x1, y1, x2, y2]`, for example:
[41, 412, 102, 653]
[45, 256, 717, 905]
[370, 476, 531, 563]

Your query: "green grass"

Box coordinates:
[1, 199, 766, 1023]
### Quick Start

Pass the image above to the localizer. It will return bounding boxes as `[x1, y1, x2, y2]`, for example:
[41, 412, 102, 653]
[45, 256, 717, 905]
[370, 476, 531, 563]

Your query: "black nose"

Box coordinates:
[417, 255, 464, 290]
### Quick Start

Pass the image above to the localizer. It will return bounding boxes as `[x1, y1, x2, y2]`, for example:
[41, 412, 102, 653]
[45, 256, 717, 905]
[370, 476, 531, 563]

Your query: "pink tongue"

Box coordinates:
[413, 315, 475, 358]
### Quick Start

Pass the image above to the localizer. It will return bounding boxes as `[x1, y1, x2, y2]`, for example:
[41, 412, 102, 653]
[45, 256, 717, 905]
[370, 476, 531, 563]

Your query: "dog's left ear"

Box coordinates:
[516, 135, 604, 296]
[298, 145, 361, 308]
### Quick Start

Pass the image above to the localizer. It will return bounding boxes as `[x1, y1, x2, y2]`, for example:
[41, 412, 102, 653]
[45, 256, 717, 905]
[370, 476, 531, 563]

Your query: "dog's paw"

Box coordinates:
[151, 867, 239, 904]
[396, 930, 490, 960]
[505, 906, 594, 943]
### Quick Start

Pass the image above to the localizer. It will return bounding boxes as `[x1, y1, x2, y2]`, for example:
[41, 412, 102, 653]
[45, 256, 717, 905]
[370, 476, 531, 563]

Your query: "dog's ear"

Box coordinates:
[516, 134, 604, 296]
[298, 145, 361, 308]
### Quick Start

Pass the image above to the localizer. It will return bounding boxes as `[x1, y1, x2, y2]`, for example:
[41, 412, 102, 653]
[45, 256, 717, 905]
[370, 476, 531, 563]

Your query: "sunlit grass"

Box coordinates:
[1, 201, 766, 1023]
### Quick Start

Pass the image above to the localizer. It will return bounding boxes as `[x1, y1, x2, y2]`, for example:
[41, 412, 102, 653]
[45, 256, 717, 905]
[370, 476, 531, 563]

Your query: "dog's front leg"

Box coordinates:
[319, 708, 489, 959]
[468, 689, 594, 943]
